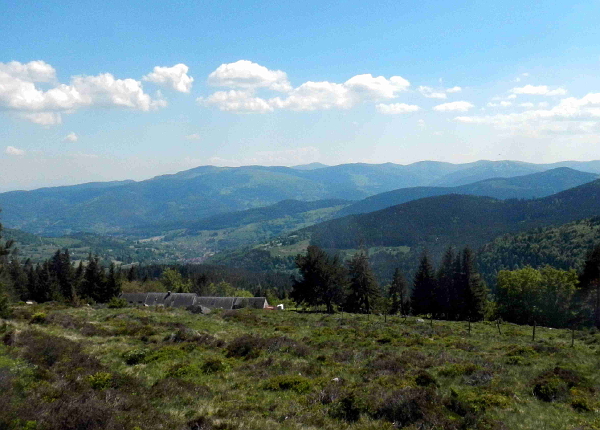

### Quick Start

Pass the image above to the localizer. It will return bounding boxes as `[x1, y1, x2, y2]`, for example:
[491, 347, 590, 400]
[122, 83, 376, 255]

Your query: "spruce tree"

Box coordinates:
[389, 268, 409, 315]
[436, 247, 455, 319]
[291, 245, 347, 313]
[346, 251, 379, 314]
[461, 247, 487, 321]
[411, 252, 437, 316]
[578, 244, 600, 327]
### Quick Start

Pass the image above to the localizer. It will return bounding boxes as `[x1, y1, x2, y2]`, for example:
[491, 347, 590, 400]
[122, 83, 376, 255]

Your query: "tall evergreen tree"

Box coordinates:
[578, 244, 600, 327]
[346, 251, 379, 314]
[80, 254, 106, 302]
[291, 245, 347, 313]
[50, 249, 75, 302]
[461, 247, 488, 321]
[389, 268, 410, 315]
[411, 252, 437, 316]
[104, 263, 123, 302]
[436, 247, 455, 318]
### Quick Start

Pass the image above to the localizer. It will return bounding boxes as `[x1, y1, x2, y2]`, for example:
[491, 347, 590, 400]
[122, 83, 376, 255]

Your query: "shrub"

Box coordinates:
[263, 375, 312, 394]
[0, 294, 11, 318]
[29, 312, 47, 325]
[415, 371, 438, 387]
[532, 367, 589, 402]
[226, 335, 265, 359]
[107, 297, 127, 308]
[166, 364, 203, 379]
[329, 390, 365, 422]
[87, 372, 113, 390]
[201, 358, 228, 374]
[122, 349, 148, 365]
[373, 387, 448, 428]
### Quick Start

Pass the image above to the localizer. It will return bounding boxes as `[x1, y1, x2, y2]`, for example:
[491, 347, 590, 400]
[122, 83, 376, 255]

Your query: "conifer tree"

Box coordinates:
[461, 247, 488, 321]
[436, 247, 455, 318]
[105, 263, 122, 301]
[411, 251, 437, 316]
[346, 251, 379, 314]
[389, 268, 409, 315]
[80, 254, 106, 302]
[291, 245, 347, 313]
[578, 244, 600, 327]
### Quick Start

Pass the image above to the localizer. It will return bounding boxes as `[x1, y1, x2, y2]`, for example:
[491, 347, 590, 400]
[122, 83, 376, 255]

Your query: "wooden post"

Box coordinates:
[571, 327, 575, 348]
[496, 319, 502, 335]
[532, 319, 536, 342]
[468, 319, 471, 335]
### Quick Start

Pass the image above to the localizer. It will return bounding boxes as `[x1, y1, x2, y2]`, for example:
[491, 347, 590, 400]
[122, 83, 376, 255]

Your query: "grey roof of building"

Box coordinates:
[121, 293, 149, 305]
[120, 292, 268, 310]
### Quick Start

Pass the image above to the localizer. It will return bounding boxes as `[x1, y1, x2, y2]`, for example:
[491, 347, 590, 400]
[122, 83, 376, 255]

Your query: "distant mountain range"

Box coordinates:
[337, 167, 598, 216]
[304, 178, 600, 252]
[2, 160, 600, 235]
[207, 177, 600, 283]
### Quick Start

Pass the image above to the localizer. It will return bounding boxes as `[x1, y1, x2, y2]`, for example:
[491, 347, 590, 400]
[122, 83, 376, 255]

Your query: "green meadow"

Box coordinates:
[1, 304, 599, 430]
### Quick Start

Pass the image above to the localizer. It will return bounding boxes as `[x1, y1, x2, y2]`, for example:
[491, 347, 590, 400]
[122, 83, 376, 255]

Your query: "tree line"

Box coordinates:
[290, 243, 600, 329]
[290, 245, 487, 321]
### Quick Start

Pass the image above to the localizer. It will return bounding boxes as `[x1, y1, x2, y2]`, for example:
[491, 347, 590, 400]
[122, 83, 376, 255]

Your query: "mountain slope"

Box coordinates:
[3, 160, 600, 236]
[304, 179, 600, 253]
[337, 167, 598, 216]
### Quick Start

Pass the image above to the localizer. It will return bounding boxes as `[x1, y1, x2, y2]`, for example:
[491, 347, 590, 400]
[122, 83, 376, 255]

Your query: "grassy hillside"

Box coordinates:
[2, 304, 599, 430]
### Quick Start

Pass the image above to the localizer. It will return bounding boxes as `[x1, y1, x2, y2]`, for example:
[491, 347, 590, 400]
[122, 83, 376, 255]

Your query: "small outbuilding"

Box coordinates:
[120, 292, 269, 311]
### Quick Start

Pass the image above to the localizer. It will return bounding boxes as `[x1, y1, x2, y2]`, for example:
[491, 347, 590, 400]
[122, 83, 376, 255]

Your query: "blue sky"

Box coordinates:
[1, 0, 600, 190]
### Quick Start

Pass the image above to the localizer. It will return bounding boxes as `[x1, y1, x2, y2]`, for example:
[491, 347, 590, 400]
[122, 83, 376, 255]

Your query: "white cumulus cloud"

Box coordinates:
[201, 60, 413, 113]
[199, 90, 274, 113]
[433, 101, 475, 112]
[143, 63, 193, 93]
[454, 93, 600, 137]
[63, 132, 78, 142]
[376, 103, 420, 114]
[269, 81, 353, 111]
[20, 112, 62, 125]
[510, 85, 567, 96]
[0, 61, 168, 125]
[418, 86, 447, 99]
[0, 60, 56, 83]
[5, 146, 25, 156]
[446, 86, 462, 93]
[208, 60, 291, 92]
[344, 74, 410, 100]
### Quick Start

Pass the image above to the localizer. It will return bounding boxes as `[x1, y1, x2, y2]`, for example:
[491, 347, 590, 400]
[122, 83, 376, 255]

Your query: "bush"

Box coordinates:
[88, 372, 113, 390]
[263, 375, 312, 394]
[201, 358, 228, 374]
[0, 294, 11, 318]
[415, 371, 438, 387]
[226, 335, 265, 359]
[107, 297, 127, 309]
[329, 390, 365, 422]
[29, 312, 47, 325]
[122, 349, 148, 365]
[373, 387, 448, 428]
[532, 367, 589, 402]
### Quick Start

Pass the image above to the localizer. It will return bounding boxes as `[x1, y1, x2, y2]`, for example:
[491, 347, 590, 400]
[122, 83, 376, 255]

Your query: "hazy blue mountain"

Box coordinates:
[336, 167, 598, 216]
[2, 160, 600, 236]
[291, 162, 330, 170]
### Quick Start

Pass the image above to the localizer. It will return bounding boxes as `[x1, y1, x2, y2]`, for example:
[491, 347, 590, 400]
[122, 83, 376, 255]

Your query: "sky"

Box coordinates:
[1, 0, 600, 190]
